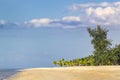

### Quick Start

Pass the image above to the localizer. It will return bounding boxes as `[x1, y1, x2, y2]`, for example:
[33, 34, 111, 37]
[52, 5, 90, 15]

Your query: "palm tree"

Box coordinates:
[87, 25, 111, 65]
[53, 61, 57, 65]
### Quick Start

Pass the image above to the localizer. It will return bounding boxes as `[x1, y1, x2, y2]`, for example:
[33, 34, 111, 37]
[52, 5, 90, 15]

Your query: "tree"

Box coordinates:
[87, 25, 111, 65]
[109, 45, 120, 65]
[52, 25, 120, 66]
[53, 61, 57, 66]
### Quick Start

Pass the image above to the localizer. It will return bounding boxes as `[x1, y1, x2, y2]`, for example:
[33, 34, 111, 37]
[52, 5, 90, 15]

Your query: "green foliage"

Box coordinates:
[109, 45, 120, 65]
[87, 25, 112, 65]
[53, 25, 120, 67]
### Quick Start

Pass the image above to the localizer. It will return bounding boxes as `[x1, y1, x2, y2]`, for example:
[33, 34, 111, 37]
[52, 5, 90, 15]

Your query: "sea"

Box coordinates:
[0, 69, 19, 80]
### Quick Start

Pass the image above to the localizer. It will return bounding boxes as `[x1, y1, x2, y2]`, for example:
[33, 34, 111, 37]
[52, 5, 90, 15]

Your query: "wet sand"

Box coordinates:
[9, 66, 120, 80]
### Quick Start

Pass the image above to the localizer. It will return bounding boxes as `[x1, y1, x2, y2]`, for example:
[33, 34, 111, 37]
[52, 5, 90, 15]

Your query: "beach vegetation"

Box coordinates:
[53, 25, 120, 66]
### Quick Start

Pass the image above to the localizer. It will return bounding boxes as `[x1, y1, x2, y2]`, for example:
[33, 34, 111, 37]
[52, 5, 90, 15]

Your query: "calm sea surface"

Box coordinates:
[0, 69, 18, 80]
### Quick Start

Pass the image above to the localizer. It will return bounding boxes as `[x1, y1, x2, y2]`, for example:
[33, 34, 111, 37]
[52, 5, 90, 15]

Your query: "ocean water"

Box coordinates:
[0, 69, 18, 80]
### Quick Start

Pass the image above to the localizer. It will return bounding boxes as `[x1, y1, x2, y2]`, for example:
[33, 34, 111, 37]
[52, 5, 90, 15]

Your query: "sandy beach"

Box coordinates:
[9, 66, 120, 80]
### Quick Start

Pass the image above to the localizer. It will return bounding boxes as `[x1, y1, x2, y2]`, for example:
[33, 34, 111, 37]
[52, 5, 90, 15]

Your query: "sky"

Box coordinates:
[0, 0, 120, 69]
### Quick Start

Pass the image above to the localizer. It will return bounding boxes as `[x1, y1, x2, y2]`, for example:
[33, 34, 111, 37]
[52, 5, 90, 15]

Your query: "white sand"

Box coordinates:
[9, 66, 120, 80]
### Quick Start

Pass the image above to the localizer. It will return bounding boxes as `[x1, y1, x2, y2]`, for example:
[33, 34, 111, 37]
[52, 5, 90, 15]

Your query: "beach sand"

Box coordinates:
[9, 66, 120, 80]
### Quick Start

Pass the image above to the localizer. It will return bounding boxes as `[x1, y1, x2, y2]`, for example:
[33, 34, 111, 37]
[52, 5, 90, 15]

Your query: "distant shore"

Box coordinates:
[9, 66, 120, 80]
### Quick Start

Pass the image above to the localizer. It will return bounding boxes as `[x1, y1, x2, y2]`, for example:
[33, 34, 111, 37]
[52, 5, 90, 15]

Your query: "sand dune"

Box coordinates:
[9, 66, 120, 80]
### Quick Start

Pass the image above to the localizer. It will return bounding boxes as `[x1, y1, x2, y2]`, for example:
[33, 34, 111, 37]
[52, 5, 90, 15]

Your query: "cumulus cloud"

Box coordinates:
[25, 18, 51, 27]
[69, 2, 118, 10]
[1, 18, 81, 29]
[30, 18, 50, 25]
[24, 16, 81, 28]
[1, 2, 120, 29]
[86, 7, 115, 17]
[69, 2, 120, 26]
[62, 16, 80, 22]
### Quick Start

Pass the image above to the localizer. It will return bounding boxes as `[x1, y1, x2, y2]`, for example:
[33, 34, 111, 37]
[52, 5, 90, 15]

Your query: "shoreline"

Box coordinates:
[9, 66, 120, 80]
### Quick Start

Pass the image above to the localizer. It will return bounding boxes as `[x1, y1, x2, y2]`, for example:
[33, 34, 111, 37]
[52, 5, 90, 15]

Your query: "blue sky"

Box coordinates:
[0, 0, 119, 22]
[0, 0, 120, 69]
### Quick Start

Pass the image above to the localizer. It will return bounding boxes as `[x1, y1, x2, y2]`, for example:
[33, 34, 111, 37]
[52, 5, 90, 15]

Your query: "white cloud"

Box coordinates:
[24, 16, 81, 28]
[30, 18, 50, 24]
[62, 16, 80, 22]
[86, 7, 116, 20]
[68, 3, 96, 11]
[1, 2, 120, 29]
[26, 18, 51, 27]
[69, 2, 115, 10]
[86, 7, 115, 16]
[69, 2, 120, 26]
